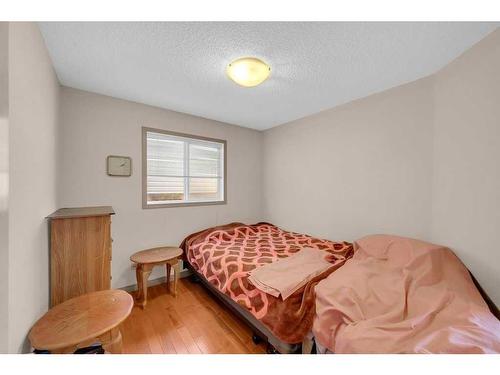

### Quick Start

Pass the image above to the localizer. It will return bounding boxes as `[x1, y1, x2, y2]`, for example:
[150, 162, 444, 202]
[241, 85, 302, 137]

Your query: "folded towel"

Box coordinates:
[248, 247, 333, 300]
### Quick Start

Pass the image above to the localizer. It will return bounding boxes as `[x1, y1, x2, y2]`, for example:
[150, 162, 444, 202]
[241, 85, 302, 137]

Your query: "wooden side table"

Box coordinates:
[29, 290, 133, 354]
[130, 246, 183, 308]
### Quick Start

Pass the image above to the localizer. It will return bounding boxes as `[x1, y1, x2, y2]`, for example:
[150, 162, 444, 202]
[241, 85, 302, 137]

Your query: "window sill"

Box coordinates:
[142, 200, 227, 209]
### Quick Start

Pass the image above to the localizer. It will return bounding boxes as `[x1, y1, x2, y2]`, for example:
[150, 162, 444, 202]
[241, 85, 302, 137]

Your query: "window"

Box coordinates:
[142, 127, 226, 208]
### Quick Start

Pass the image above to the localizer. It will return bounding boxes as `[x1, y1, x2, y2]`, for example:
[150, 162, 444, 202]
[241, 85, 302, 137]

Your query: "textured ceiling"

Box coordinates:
[39, 22, 498, 130]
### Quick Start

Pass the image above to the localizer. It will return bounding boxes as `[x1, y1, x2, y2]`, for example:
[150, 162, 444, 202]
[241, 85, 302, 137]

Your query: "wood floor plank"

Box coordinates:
[121, 312, 141, 354]
[145, 288, 178, 353]
[177, 326, 203, 354]
[141, 289, 173, 354]
[121, 279, 266, 354]
[124, 308, 152, 353]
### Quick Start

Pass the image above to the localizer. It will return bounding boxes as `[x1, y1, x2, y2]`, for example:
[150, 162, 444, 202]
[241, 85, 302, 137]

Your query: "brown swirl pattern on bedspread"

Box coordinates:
[181, 222, 353, 344]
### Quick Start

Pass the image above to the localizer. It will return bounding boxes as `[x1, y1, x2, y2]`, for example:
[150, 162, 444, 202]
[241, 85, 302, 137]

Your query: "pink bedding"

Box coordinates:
[313, 234, 500, 353]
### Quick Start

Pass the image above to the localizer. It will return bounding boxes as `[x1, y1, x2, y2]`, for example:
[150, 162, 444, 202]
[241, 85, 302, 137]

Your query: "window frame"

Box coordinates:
[142, 126, 227, 209]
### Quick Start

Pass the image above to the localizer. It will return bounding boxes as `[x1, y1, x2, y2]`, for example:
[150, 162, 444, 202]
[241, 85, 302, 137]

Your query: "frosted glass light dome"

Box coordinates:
[226, 57, 271, 87]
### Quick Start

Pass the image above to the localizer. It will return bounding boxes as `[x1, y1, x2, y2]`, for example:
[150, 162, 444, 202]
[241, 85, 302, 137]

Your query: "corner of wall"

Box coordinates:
[430, 28, 500, 306]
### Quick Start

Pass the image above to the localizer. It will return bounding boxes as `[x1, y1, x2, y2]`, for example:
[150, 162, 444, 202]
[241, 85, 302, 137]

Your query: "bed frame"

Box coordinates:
[185, 262, 302, 354]
[469, 271, 500, 320]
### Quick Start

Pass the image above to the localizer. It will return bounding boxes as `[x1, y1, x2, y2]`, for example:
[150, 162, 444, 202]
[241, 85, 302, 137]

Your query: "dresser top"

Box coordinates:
[47, 206, 115, 219]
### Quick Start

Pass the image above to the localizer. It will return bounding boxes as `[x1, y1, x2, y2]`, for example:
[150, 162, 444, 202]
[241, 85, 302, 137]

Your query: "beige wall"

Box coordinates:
[0, 22, 9, 353]
[263, 77, 434, 242]
[263, 28, 500, 306]
[8, 22, 60, 353]
[432, 29, 500, 305]
[58, 87, 263, 289]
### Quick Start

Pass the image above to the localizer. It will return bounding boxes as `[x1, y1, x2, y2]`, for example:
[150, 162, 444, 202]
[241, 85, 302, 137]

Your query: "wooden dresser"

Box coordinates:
[47, 206, 115, 307]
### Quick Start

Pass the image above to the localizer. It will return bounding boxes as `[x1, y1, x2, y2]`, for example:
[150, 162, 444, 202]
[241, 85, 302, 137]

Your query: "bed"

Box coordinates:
[312, 234, 500, 353]
[180, 222, 353, 353]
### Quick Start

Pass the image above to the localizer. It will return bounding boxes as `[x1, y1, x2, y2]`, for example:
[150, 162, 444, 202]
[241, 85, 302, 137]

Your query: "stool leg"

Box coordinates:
[101, 327, 123, 354]
[173, 260, 180, 297]
[166, 263, 171, 293]
[138, 264, 152, 308]
[135, 264, 143, 302]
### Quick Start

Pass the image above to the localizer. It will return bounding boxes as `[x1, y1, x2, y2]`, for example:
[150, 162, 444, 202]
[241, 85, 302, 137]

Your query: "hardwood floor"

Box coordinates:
[121, 278, 267, 354]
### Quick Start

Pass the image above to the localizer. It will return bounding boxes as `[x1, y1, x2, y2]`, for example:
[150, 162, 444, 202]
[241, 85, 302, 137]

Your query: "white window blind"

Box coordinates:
[144, 129, 225, 207]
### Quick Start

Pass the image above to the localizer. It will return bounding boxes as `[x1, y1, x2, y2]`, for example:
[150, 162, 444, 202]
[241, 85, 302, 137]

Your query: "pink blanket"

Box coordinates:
[313, 235, 500, 353]
[248, 247, 334, 300]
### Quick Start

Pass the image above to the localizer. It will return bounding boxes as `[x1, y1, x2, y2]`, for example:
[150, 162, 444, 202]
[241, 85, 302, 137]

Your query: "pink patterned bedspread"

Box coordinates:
[181, 222, 353, 344]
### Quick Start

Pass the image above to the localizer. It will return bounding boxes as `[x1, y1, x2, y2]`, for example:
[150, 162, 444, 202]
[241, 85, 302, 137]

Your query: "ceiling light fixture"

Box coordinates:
[226, 57, 271, 87]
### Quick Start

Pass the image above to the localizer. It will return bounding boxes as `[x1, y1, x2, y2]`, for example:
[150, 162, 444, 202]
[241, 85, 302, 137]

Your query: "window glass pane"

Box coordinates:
[145, 129, 225, 206]
[189, 143, 221, 177]
[147, 176, 184, 202]
[188, 177, 220, 201]
[147, 133, 184, 177]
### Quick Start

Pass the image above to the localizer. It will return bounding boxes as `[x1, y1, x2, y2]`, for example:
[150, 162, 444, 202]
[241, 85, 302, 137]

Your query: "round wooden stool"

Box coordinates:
[130, 246, 183, 308]
[29, 289, 133, 354]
